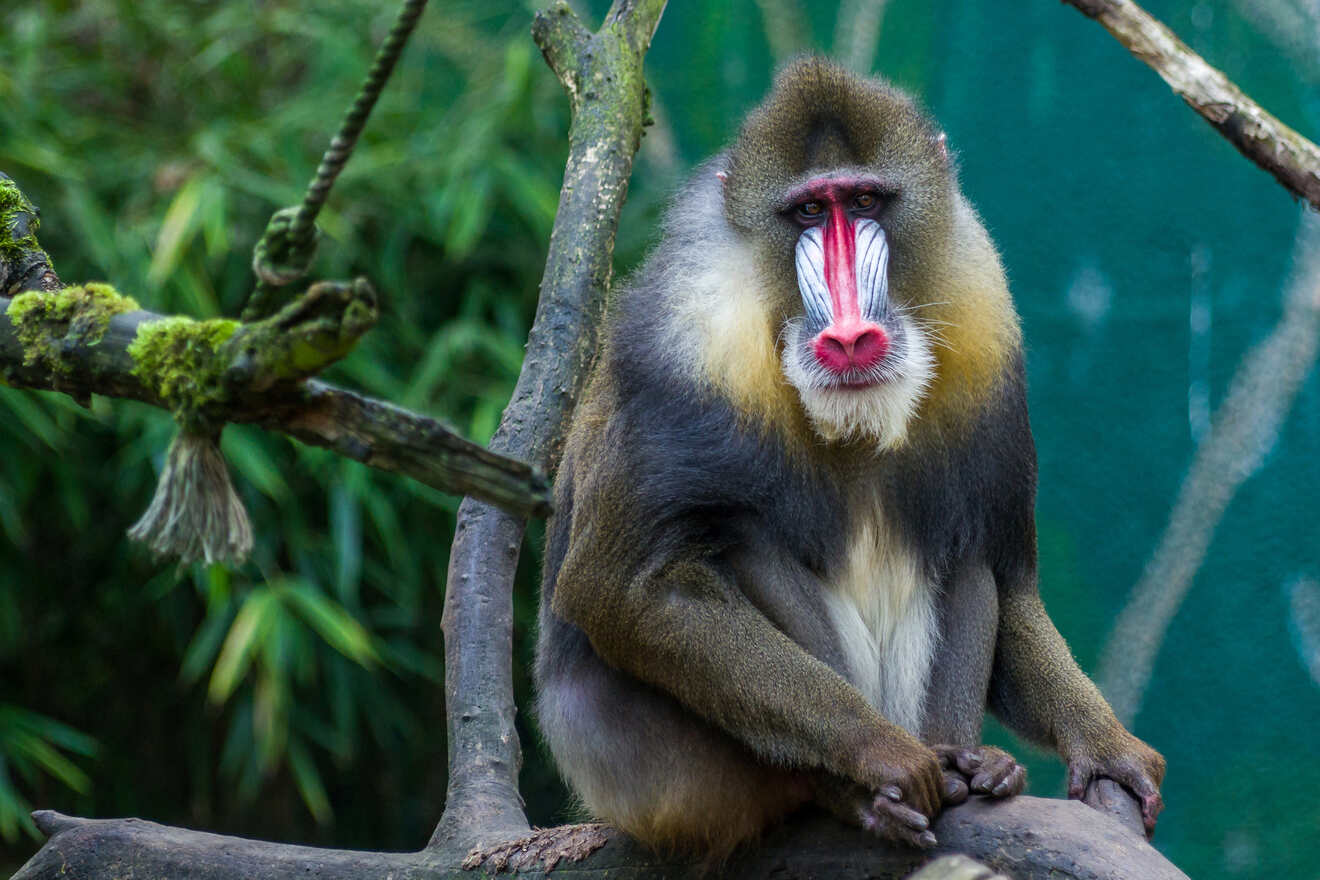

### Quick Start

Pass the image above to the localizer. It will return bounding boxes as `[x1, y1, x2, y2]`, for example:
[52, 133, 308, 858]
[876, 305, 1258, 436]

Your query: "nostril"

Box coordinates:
[820, 335, 849, 360]
[850, 329, 887, 368]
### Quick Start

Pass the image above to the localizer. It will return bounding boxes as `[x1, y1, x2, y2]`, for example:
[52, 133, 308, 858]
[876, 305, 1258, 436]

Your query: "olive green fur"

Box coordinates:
[7, 283, 140, 376]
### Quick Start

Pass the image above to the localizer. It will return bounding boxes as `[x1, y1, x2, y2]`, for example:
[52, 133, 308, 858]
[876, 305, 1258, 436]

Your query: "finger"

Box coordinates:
[970, 760, 1007, 793]
[918, 764, 944, 817]
[870, 799, 938, 848]
[1102, 764, 1163, 828]
[879, 784, 903, 802]
[992, 764, 1026, 797]
[942, 771, 969, 805]
[866, 813, 937, 849]
[1117, 763, 1160, 800]
[1066, 763, 1091, 800]
[1141, 791, 1164, 832]
[870, 796, 930, 833]
[953, 749, 983, 776]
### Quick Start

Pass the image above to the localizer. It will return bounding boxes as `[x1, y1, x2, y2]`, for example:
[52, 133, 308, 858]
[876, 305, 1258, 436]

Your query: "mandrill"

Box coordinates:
[534, 57, 1165, 857]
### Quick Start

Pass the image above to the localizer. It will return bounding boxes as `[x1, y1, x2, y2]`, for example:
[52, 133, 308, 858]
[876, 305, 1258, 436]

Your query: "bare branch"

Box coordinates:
[832, 0, 889, 73]
[17, 795, 1187, 880]
[433, 0, 667, 854]
[1061, 0, 1320, 209]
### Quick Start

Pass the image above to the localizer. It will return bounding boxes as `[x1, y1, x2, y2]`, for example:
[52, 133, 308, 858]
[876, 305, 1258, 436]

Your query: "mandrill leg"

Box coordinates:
[537, 638, 812, 859]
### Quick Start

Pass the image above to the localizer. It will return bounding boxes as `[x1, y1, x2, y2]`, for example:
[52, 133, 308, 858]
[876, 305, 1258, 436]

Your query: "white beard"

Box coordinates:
[781, 313, 935, 450]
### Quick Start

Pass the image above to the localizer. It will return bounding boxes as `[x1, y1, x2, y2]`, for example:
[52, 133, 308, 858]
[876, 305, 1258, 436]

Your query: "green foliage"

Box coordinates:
[0, 706, 97, 842]
[0, 0, 577, 857]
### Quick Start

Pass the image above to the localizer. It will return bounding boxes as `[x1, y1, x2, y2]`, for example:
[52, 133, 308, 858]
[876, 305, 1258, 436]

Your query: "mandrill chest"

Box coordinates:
[820, 503, 938, 737]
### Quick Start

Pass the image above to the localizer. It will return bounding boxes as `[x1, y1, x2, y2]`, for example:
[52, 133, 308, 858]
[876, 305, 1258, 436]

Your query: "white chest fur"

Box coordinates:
[823, 510, 937, 736]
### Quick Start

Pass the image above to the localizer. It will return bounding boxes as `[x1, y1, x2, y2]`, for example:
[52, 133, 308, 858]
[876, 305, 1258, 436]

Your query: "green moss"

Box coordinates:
[128, 315, 240, 420]
[6, 282, 141, 373]
[235, 278, 378, 380]
[0, 174, 53, 282]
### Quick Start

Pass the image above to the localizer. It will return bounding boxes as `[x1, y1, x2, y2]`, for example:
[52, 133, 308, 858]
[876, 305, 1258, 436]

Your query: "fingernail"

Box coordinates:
[919, 831, 937, 848]
[993, 781, 1009, 796]
[881, 784, 902, 802]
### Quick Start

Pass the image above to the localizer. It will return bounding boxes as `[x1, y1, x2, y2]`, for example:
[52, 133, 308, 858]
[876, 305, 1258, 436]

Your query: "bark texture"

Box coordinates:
[15, 790, 1187, 880]
[432, 0, 668, 854]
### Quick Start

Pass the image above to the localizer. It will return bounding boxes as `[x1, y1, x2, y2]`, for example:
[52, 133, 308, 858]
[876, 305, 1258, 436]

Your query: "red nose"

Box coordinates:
[813, 323, 889, 374]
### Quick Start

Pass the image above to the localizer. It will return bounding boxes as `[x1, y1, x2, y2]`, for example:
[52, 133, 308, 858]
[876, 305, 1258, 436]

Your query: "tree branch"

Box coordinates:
[432, 0, 668, 854]
[15, 793, 1187, 880]
[0, 170, 550, 518]
[1099, 213, 1320, 724]
[0, 281, 551, 520]
[0, 172, 60, 295]
[1061, 0, 1320, 209]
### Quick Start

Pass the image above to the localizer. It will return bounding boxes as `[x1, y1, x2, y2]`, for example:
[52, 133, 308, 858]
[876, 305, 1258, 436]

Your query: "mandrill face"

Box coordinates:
[719, 63, 957, 449]
[760, 170, 934, 451]
[775, 172, 936, 448]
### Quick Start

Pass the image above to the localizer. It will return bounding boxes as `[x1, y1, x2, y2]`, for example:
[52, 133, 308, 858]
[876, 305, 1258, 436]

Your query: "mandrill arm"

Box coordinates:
[988, 568, 1166, 833]
[552, 538, 947, 846]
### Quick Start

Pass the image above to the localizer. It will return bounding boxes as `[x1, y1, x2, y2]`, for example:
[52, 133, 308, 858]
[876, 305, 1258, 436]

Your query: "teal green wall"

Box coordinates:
[638, 2, 1320, 875]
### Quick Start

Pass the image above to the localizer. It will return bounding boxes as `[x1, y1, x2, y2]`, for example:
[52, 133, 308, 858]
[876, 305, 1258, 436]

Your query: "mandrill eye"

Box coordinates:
[853, 192, 878, 211]
[796, 201, 824, 221]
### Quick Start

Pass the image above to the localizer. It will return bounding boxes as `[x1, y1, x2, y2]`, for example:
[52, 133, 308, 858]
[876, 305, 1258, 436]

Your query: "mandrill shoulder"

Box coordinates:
[552, 338, 845, 590]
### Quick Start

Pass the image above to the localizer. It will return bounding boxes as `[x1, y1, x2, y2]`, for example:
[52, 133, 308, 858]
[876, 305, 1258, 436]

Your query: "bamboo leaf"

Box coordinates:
[286, 738, 332, 825]
[208, 588, 278, 705]
[281, 581, 378, 668]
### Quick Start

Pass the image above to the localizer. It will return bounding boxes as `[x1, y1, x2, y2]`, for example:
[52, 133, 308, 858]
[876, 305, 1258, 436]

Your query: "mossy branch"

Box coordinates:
[1061, 0, 1320, 209]
[0, 280, 550, 519]
[0, 172, 60, 294]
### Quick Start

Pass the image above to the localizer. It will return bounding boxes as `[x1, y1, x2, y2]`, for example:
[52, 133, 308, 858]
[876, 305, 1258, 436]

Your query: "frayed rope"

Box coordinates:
[127, 430, 253, 567]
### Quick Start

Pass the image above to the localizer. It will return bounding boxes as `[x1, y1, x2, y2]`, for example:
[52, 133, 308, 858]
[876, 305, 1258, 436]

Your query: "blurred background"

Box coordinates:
[1, 1, 1317, 876]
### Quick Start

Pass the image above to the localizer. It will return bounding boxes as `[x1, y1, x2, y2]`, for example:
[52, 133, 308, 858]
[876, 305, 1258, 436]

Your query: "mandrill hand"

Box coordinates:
[933, 745, 1027, 805]
[815, 737, 946, 849]
[1066, 731, 1166, 835]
